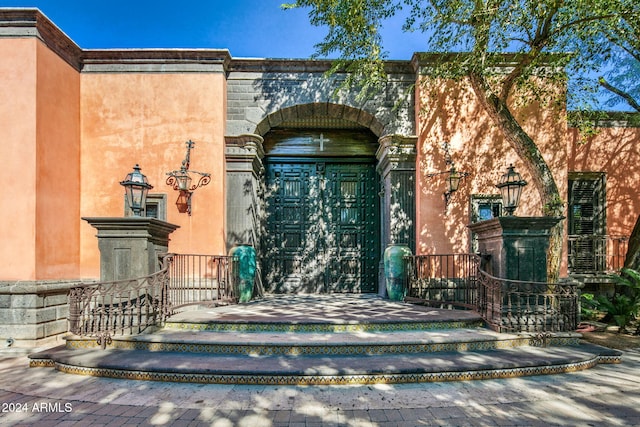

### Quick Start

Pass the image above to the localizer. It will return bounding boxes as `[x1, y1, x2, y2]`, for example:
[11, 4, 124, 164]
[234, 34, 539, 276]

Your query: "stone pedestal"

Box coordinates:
[83, 217, 180, 281]
[468, 216, 563, 282]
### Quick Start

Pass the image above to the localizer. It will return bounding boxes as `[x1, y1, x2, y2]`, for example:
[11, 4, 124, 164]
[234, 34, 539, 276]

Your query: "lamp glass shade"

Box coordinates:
[120, 164, 153, 216]
[496, 164, 527, 215]
[130, 184, 149, 212]
[176, 172, 192, 191]
[447, 168, 462, 193]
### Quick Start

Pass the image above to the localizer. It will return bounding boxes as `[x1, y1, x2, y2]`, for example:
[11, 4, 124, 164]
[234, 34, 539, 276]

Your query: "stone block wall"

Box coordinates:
[0, 281, 78, 348]
[226, 59, 416, 137]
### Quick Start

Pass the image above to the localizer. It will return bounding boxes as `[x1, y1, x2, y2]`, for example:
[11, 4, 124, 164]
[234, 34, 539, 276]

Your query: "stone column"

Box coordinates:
[83, 217, 180, 282]
[376, 134, 417, 295]
[468, 216, 564, 282]
[225, 134, 265, 251]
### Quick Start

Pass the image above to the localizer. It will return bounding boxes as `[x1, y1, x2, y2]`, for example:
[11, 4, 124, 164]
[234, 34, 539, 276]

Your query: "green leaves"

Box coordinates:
[597, 1, 640, 112]
[600, 268, 640, 332]
[283, 0, 402, 99]
[580, 292, 599, 320]
[610, 268, 640, 290]
[285, 0, 635, 109]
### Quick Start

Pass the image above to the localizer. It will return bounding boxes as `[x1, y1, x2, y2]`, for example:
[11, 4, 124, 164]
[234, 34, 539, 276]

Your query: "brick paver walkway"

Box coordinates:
[1, 348, 639, 426]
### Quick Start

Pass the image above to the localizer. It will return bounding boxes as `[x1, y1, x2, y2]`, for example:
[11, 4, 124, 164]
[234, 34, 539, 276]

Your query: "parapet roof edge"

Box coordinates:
[228, 57, 414, 75]
[82, 48, 232, 67]
[567, 111, 640, 128]
[0, 8, 82, 70]
[0, 8, 234, 72]
[410, 51, 567, 72]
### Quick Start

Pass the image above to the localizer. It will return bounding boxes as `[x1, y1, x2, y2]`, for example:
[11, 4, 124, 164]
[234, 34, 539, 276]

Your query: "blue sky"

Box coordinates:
[1, 0, 425, 58]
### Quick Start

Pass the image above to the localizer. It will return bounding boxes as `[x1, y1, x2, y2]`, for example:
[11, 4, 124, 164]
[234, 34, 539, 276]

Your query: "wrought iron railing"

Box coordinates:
[68, 253, 237, 346]
[568, 235, 628, 275]
[68, 258, 171, 347]
[476, 269, 578, 333]
[166, 253, 236, 311]
[405, 254, 479, 309]
[405, 254, 579, 333]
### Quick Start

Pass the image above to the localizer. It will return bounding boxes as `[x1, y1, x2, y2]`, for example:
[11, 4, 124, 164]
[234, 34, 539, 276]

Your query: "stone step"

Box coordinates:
[27, 296, 623, 385]
[62, 328, 582, 357]
[29, 342, 622, 385]
[163, 317, 487, 333]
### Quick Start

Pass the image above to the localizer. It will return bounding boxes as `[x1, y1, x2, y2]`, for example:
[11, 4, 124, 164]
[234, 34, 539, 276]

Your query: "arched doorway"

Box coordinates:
[261, 128, 380, 294]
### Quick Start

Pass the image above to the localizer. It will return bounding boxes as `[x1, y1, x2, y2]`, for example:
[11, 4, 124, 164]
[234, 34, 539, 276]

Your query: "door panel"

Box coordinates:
[263, 160, 379, 293]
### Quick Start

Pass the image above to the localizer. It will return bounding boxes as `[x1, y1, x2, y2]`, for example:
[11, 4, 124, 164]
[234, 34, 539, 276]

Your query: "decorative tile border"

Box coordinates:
[64, 332, 580, 355]
[52, 357, 608, 386]
[162, 319, 486, 333]
[65, 338, 104, 350]
[29, 359, 55, 368]
[597, 354, 623, 364]
[67, 337, 534, 356]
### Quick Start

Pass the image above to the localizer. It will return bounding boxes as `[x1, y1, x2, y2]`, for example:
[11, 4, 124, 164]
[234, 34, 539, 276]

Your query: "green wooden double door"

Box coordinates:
[263, 159, 380, 293]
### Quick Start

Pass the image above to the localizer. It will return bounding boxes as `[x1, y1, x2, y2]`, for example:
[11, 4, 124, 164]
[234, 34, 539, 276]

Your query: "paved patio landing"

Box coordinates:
[1, 349, 639, 426]
[167, 294, 482, 325]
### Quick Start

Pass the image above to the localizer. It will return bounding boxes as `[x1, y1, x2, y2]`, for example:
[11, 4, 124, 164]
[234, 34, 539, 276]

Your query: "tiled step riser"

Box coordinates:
[65, 335, 582, 355]
[162, 320, 485, 333]
[47, 356, 618, 385]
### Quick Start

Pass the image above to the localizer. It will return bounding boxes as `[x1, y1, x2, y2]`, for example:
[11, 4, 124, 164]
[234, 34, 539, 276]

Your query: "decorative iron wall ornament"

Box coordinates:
[426, 143, 470, 210]
[166, 140, 211, 215]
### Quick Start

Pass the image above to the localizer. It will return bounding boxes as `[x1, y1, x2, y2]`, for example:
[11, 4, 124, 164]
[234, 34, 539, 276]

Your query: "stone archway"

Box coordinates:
[257, 103, 386, 138]
[225, 103, 416, 296]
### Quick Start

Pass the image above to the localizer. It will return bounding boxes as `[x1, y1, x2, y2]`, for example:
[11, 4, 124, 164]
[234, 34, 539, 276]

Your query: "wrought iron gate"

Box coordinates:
[263, 159, 380, 293]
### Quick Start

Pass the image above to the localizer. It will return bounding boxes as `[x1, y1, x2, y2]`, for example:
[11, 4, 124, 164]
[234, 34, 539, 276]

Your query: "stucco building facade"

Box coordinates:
[1, 9, 638, 344]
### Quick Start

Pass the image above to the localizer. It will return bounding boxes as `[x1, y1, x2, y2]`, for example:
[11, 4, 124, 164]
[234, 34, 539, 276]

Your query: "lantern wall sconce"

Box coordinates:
[165, 140, 211, 216]
[496, 164, 527, 216]
[426, 143, 470, 210]
[120, 164, 153, 216]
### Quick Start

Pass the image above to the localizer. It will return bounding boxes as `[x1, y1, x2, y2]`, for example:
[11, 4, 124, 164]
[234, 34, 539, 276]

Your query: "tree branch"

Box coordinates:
[608, 37, 640, 63]
[599, 77, 640, 112]
[468, 71, 563, 281]
[551, 12, 632, 40]
[499, 3, 561, 101]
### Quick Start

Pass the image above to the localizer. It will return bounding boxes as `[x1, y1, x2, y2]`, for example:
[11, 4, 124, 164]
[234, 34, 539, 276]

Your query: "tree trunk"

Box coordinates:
[624, 214, 640, 270]
[468, 72, 564, 282]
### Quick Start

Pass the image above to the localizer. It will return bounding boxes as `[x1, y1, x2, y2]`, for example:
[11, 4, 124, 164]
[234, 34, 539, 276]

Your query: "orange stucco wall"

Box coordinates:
[80, 72, 227, 279]
[568, 126, 640, 236]
[415, 78, 568, 256]
[0, 38, 80, 281]
[0, 38, 37, 280]
[35, 42, 81, 280]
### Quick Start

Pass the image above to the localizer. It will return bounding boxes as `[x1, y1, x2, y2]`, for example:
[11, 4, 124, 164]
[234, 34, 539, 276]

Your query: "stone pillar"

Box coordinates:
[468, 216, 563, 282]
[225, 134, 265, 251]
[83, 217, 180, 281]
[376, 134, 417, 295]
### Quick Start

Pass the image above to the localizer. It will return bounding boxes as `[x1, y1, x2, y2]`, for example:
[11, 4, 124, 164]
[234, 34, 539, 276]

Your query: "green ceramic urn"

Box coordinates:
[229, 245, 256, 303]
[383, 244, 412, 301]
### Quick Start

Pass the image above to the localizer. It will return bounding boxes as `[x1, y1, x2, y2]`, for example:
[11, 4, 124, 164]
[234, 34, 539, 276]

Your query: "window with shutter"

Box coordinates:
[568, 173, 606, 273]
